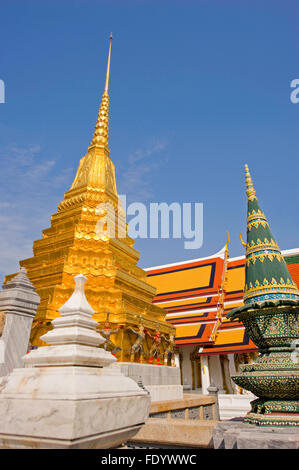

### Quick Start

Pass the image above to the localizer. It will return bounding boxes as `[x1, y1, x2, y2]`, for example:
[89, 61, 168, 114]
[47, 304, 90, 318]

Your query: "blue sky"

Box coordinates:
[0, 0, 299, 279]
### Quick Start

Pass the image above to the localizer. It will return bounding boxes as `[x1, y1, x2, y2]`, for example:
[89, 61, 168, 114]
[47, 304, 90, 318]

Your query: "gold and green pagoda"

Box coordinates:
[228, 165, 299, 426]
[5, 35, 175, 361]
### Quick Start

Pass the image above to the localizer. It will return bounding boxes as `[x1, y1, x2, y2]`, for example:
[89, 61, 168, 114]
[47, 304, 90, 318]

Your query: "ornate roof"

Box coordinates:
[146, 248, 299, 355]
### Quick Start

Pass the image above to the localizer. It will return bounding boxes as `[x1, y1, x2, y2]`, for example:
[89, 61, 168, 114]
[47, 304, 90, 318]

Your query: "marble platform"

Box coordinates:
[213, 419, 299, 449]
[218, 393, 255, 420]
[118, 362, 183, 402]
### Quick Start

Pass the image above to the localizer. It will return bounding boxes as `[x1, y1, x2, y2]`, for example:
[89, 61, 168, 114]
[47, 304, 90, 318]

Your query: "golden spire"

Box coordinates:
[89, 33, 113, 151]
[245, 164, 256, 200]
[104, 33, 113, 93]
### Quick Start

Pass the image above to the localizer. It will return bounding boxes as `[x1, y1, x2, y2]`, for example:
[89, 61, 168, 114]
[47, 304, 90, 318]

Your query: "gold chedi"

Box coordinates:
[5, 35, 175, 361]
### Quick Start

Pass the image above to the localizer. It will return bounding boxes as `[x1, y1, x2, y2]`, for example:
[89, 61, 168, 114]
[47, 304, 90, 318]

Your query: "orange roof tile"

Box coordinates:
[146, 249, 299, 355]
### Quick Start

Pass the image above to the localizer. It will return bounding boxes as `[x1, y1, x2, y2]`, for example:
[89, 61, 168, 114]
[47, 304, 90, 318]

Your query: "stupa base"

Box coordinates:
[231, 363, 299, 427]
[244, 412, 299, 427]
[0, 376, 150, 450]
[0, 425, 141, 449]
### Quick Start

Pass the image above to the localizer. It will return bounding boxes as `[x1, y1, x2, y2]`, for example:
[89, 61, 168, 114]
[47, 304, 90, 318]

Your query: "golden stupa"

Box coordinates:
[5, 35, 175, 362]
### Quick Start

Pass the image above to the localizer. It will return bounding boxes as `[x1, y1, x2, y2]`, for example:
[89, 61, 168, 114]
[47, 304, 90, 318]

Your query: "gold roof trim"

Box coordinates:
[247, 208, 267, 223]
[246, 238, 279, 255]
[247, 219, 269, 231]
[246, 252, 284, 265]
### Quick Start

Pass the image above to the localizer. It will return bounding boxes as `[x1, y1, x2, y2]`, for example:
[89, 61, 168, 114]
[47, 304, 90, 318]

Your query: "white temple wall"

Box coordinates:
[178, 347, 256, 396]
[200, 355, 211, 394]
[180, 345, 194, 390]
[208, 355, 225, 393]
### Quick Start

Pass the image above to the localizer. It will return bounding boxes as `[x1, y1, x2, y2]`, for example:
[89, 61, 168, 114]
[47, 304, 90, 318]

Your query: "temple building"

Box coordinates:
[4, 35, 175, 363]
[145, 245, 299, 394]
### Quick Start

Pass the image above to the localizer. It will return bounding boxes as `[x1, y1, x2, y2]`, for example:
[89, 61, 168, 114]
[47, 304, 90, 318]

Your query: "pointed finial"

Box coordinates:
[245, 164, 256, 199]
[3, 265, 35, 291]
[225, 230, 230, 247]
[59, 274, 94, 316]
[104, 33, 113, 94]
[88, 35, 113, 151]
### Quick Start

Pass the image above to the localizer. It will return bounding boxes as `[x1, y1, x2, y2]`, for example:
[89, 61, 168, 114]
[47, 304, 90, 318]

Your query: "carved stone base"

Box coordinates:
[0, 396, 147, 449]
[0, 426, 140, 449]
[213, 419, 299, 449]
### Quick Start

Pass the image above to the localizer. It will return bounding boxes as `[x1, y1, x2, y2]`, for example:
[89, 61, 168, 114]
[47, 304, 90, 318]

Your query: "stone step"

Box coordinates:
[128, 418, 218, 448]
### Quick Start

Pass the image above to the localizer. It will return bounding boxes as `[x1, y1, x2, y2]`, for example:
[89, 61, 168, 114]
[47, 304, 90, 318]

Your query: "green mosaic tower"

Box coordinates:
[228, 165, 299, 426]
[243, 164, 299, 304]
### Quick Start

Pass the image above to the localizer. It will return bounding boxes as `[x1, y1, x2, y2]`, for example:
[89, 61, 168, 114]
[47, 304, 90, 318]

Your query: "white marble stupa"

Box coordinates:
[0, 274, 150, 448]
